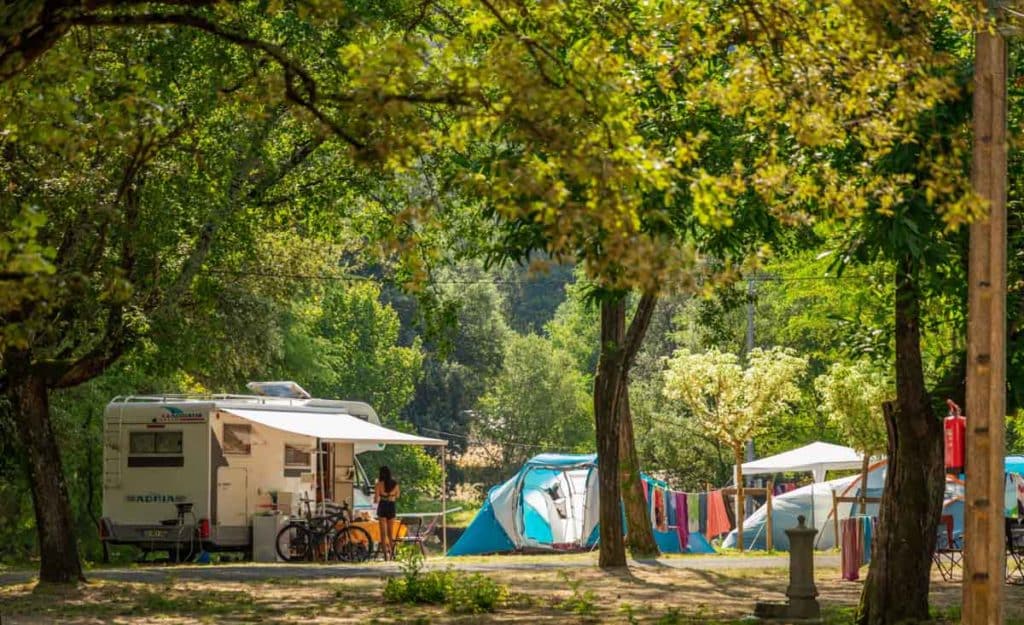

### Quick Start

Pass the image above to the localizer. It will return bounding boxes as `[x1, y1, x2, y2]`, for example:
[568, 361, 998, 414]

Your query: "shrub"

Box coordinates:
[445, 573, 508, 614]
[383, 546, 508, 614]
[556, 571, 598, 616]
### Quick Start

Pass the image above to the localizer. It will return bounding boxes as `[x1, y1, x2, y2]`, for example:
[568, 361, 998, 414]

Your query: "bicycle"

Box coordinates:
[275, 497, 373, 563]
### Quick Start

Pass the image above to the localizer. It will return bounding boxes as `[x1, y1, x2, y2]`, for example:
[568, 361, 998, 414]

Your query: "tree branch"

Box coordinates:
[623, 292, 657, 369]
[46, 304, 131, 389]
[70, 11, 318, 102]
[1, 1, 220, 83]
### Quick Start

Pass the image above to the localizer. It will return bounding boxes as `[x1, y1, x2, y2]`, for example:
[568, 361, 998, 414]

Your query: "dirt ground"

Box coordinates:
[2, 561, 1021, 625]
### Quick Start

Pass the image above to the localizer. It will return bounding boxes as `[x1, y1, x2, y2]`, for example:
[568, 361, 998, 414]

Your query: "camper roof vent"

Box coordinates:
[245, 381, 312, 399]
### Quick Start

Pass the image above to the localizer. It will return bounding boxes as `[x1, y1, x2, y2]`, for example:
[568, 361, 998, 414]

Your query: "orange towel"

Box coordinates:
[653, 488, 668, 531]
[706, 490, 731, 539]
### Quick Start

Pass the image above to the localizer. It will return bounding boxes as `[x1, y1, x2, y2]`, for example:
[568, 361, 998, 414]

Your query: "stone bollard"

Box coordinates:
[785, 515, 820, 619]
[754, 515, 821, 622]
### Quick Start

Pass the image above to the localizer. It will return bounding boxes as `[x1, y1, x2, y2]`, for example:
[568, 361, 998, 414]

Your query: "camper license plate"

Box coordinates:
[143, 529, 167, 538]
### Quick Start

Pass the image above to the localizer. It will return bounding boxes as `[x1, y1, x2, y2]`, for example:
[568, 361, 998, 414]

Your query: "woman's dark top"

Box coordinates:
[376, 479, 398, 519]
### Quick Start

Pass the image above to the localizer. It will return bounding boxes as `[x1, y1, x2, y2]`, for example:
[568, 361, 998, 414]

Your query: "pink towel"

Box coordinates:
[675, 492, 689, 549]
[841, 518, 860, 581]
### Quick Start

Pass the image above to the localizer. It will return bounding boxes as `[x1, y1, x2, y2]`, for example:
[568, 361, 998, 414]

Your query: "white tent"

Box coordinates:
[723, 462, 887, 550]
[740, 441, 864, 484]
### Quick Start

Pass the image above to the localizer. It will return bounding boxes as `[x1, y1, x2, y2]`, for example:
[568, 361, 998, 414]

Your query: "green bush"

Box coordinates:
[445, 573, 508, 614]
[383, 546, 508, 614]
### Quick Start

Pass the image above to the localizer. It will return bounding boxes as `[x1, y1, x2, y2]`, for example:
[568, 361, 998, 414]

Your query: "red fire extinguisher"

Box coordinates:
[944, 399, 966, 474]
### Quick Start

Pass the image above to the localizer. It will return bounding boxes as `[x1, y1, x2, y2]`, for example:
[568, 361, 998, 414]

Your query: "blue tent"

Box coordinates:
[1007, 456, 1024, 476]
[449, 453, 715, 556]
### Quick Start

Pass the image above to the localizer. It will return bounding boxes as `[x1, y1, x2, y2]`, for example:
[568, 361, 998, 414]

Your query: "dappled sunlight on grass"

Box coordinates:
[3, 563, 1024, 624]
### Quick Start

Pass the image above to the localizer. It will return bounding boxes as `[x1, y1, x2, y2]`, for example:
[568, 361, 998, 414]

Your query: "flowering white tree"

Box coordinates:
[816, 361, 892, 511]
[663, 347, 807, 550]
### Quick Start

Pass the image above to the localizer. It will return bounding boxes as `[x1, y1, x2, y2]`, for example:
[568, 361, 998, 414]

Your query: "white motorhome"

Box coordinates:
[100, 382, 445, 556]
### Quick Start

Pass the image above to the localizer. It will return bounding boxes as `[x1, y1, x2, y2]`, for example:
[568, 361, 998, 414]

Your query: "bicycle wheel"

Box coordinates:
[332, 526, 373, 562]
[276, 523, 313, 562]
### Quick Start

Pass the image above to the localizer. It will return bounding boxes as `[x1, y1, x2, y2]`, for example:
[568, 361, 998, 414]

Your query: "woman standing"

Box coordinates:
[374, 466, 400, 559]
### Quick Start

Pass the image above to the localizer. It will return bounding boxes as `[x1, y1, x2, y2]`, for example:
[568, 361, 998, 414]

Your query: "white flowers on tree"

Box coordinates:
[815, 361, 892, 511]
[662, 347, 808, 452]
[662, 346, 808, 550]
[815, 361, 891, 460]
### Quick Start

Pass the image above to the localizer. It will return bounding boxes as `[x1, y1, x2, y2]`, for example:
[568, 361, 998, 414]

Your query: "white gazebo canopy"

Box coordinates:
[739, 441, 864, 483]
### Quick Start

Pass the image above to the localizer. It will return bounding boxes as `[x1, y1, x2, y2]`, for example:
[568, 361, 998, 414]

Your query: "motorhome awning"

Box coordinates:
[220, 407, 447, 446]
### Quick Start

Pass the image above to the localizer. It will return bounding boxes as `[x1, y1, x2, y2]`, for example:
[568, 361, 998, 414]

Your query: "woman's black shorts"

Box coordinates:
[377, 500, 396, 519]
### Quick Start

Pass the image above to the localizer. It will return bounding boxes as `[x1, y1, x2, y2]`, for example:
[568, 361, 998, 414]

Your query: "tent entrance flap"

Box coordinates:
[220, 407, 446, 446]
[517, 467, 590, 548]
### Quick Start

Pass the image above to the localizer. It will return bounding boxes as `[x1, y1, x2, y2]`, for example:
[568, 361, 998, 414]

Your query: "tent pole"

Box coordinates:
[441, 445, 447, 555]
[831, 488, 839, 552]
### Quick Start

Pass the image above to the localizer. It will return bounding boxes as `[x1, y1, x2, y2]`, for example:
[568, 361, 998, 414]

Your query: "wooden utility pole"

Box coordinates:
[963, 13, 1008, 625]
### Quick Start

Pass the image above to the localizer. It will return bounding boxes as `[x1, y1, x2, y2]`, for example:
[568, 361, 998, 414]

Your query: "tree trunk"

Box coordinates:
[734, 444, 745, 552]
[858, 260, 944, 625]
[595, 298, 627, 568]
[619, 385, 660, 559]
[594, 293, 659, 567]
[7, 357, 84, 583]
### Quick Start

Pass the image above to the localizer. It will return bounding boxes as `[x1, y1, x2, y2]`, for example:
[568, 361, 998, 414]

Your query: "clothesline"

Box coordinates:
[641, 481, 740, 549]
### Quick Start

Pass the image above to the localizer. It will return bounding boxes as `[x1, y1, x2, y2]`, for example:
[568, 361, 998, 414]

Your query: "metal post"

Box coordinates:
[963, 17, 1008, 625]
[441, 445, 448, 555]
[745, 279, 756, 466]
[745, 278, 756, 355]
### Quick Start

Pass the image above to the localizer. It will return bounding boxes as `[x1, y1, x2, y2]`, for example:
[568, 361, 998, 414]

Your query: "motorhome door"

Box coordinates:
[216, 466, 248, 527]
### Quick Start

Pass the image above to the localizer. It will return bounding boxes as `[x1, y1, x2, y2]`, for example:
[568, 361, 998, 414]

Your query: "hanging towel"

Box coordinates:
[642, 478, 650, 503]
[675, 492, 689, 549]
[861, 516, 873, 566]
[653, 488, 665, 530]
[666, 490, 677, 527]
[698, 493, 708, 534]
[841, 518, 860, 581]
[658, 488, 669, 531]
[688, 493, 701, 533]
[706, 490, 731, 539]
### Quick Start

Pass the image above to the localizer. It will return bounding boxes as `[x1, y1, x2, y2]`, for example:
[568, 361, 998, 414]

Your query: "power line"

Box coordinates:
[202, 267, 885, 285]
[202, 269, 573, 285]
[419, 426, 554, 450]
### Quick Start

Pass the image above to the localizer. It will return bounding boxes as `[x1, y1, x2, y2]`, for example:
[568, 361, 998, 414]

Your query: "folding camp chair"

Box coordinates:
[1006, 518, 1024, 585]
[396, 514, 440, 556]
[933, 515, 963, 582]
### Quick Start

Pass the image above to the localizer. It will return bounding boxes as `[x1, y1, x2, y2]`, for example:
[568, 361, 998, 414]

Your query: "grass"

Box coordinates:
[3, 555, 1023, 624]
[0, 581, 270, 622]
[445, 505, 480, 527]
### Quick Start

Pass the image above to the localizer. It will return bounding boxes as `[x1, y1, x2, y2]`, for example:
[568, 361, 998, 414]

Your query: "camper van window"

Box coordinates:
[223, 424, 252, 455]
[128, 431, 183, 467]
[284, 445, 311, 469]
[129, 431, 182, 454]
